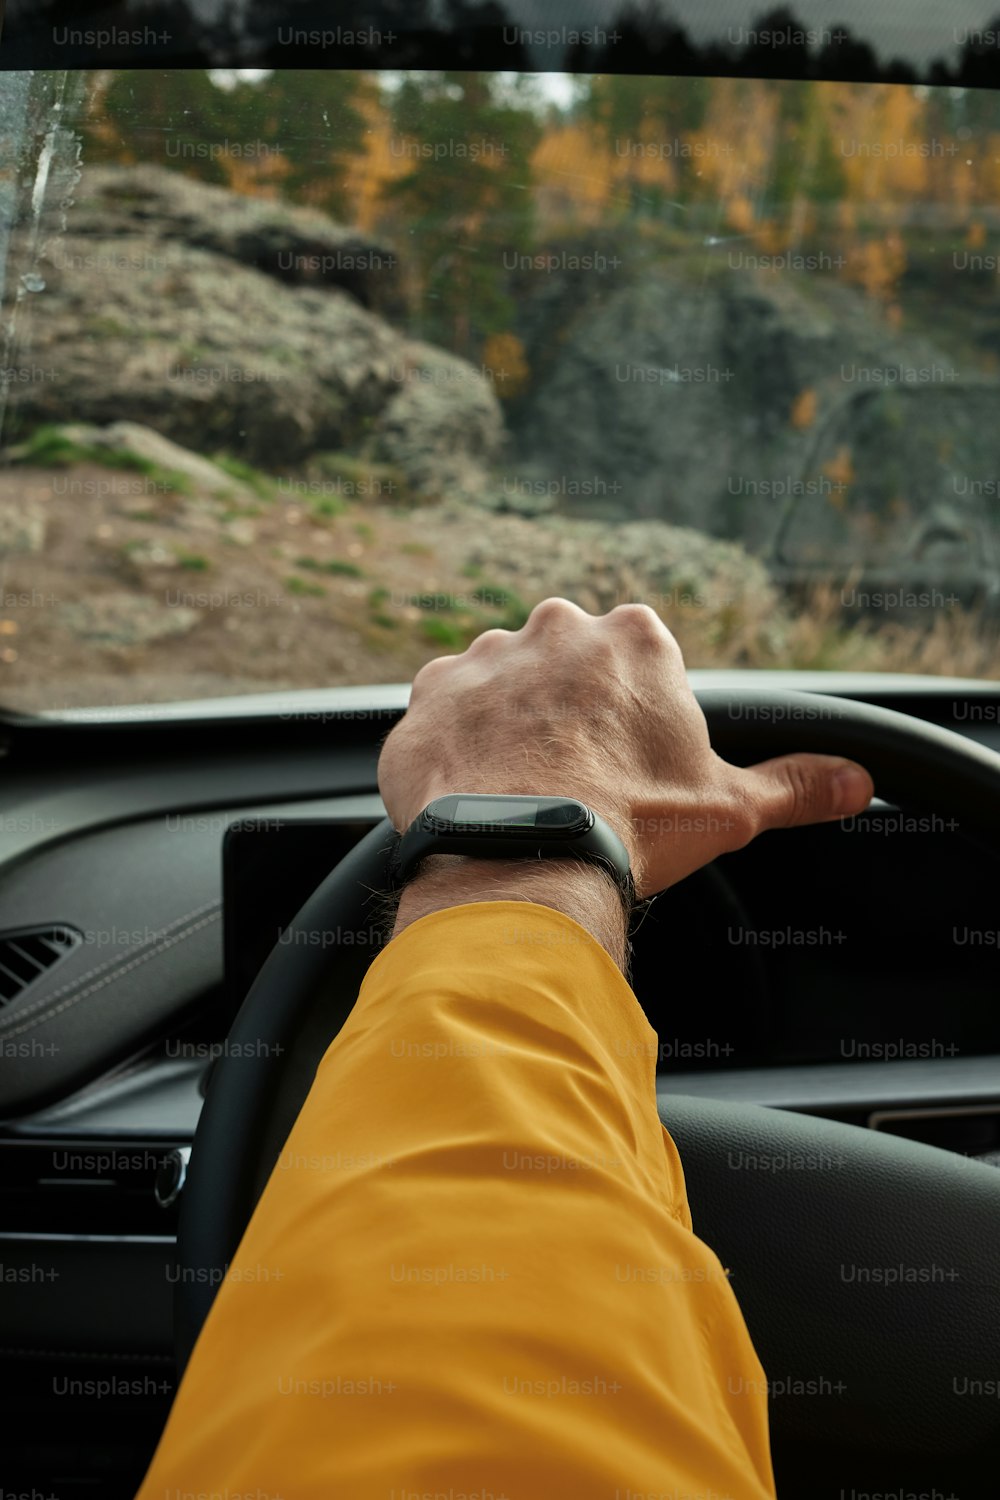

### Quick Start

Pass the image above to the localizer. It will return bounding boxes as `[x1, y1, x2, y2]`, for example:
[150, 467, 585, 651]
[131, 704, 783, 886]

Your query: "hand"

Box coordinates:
[378, 598, 873, 901]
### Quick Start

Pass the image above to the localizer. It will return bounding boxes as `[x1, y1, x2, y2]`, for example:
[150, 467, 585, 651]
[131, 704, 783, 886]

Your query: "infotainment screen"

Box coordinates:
[222, 818, 376, 1012]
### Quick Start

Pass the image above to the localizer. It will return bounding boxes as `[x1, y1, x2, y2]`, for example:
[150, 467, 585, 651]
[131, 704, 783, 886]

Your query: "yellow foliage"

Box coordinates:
[822, 446, 856, 499]
[844, 231, 907, 300]
[837, 84, 929, 203]
[756, 219, 786, 254]
[341, 91, 412, 231]
[836, 199, 856, 232]
[532, 125, 613, 228]
[221, 152, 291, 201]
[481, 332, 530, 399]
[725, 194, 757, 234]
[790, 388, 818, 428]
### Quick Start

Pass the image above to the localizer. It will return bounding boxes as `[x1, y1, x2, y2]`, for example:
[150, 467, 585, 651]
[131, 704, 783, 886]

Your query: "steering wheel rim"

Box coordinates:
[175, 687, 1000, 1466]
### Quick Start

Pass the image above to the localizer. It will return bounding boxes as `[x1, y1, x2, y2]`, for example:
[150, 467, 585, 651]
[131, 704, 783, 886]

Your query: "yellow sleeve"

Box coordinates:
[137, 901, 776, 1500]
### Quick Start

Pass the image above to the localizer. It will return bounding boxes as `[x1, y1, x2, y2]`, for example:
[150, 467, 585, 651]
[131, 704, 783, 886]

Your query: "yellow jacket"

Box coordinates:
[137, 901, 776, 1499]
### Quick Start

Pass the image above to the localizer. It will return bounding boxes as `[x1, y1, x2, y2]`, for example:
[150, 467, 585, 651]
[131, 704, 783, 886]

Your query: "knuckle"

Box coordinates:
[465, 627, 509, 654]
[410, 654, 454, 694]
[526, 597, 587, 630]
[610, 602, 678, 650]
[611, 601, 660, 629]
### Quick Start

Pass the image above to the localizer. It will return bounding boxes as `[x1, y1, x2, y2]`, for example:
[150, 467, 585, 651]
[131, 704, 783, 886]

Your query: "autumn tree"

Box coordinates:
[578, 73, 710, 221]
[384, 71, 541, 356]
[767, 79, 847, 249]
[224, 71, 374, 215]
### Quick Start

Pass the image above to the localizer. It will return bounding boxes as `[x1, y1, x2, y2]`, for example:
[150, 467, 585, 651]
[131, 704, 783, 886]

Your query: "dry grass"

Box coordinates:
[668, 580, 1000, 679]
[556, 556, 998, 680]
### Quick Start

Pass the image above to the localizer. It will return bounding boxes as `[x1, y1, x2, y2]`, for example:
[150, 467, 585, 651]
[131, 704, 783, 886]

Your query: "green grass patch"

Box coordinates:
[87, 316, 130, 338]
[421, 617, 468, 648]
[8, 425, 193, 493]
[367, 585, 396, 629]
[263, 345, 299, 367]
[285, 575, 326, 597]
[408, 582, 530, 637]
[308, 496, 346, 519]
[176, 552, 210, 571]
[213, 454, 278, 502]
[307, 451, 408, 503]
[472, 582, 531, 630]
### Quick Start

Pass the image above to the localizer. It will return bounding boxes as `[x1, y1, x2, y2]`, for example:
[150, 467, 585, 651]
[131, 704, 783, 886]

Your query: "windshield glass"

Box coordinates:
[1, 67, 998, 713]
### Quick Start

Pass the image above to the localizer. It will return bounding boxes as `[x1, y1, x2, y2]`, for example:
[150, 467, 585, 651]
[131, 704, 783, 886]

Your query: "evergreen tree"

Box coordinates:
[87, 70, 370, 217]
[86, 71, 230, 182]
[384, 71, 540, 356]
[579, 72, 710, 221]
[769, 81, 847, 216]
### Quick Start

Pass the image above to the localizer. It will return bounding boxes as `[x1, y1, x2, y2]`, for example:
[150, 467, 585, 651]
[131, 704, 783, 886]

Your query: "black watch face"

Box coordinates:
[427, 795, 592, 835]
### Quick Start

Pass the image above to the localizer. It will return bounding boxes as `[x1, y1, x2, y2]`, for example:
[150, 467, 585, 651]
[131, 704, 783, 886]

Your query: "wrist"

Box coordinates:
[390, 787, 643, 887]
[390, 854, 632, 974]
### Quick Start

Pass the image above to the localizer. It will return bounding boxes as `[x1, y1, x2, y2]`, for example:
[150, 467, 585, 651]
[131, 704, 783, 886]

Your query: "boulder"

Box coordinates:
[443, 501, 782, 621]
[0, 503, 46, 553]
[58, 165, 406, 317]
[6, 166, 503, 496]
[373, 341, 505, 501]
[58, 593, 200, 647]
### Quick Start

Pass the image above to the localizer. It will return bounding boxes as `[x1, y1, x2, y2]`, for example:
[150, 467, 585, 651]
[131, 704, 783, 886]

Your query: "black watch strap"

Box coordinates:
[387, 795, 635, 907]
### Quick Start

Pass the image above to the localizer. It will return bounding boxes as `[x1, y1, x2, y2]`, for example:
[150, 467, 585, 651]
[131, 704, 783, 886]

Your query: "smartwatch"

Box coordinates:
[390, 794, 634, 899]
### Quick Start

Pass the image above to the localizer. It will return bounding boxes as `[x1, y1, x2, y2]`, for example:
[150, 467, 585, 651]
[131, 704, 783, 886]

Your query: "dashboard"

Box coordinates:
[1, 670, 999, 1494]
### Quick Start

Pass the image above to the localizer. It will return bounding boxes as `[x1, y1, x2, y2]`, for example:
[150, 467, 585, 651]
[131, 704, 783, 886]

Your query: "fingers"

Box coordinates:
[733, 753, 874, 836]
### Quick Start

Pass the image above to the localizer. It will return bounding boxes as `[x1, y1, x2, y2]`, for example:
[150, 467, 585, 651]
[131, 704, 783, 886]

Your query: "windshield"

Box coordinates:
[1, 66, 998, 713]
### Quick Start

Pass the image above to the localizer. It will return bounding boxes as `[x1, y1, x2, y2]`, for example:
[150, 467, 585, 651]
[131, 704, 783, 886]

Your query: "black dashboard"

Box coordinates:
[1, 670, 1000, 1495]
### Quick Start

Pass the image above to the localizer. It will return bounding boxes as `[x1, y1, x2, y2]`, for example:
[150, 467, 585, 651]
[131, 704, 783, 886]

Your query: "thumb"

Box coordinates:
[738, 753, 874, 832]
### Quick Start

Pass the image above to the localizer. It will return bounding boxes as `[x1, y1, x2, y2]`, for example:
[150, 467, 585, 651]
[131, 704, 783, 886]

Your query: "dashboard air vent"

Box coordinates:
[0, 926, 82, 1005]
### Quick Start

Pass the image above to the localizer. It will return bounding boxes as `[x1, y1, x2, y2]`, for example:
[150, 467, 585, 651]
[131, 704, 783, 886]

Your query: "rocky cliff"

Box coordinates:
[506, 235, 1000, 596]
[5, 164, 1000, 600]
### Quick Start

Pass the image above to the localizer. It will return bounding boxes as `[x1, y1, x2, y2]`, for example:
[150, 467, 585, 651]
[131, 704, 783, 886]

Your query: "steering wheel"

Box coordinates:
[175, 688, 1000, 1474]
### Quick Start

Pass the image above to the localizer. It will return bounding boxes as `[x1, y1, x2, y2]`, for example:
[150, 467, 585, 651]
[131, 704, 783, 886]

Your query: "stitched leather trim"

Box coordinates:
[0, 901, 222, 1040]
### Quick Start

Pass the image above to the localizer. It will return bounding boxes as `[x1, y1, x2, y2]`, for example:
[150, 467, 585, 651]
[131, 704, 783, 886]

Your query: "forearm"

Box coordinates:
[391, 855, 633, 973]
[135, 903, 775, 1499]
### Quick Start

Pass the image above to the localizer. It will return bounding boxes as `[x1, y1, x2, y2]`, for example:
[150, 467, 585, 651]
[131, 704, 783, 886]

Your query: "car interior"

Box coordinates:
[2, 3, 1000, 1497]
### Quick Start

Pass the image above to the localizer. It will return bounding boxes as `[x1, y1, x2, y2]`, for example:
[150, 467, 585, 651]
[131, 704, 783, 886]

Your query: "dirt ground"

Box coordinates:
[0, 460, 639, 712]
[1, 460, 995, 714]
